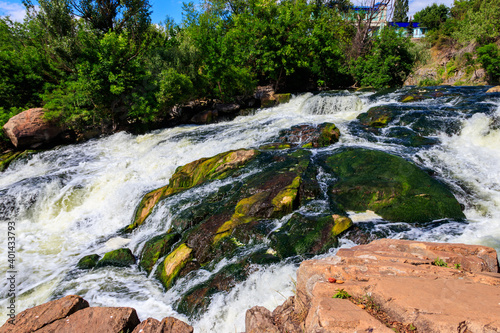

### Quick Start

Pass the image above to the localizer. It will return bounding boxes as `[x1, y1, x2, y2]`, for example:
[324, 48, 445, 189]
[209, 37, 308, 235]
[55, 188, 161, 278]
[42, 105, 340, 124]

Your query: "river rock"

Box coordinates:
[246, 239, 500, 333]
[76, 254, 100, 269]
[357, 106, 398, 128]
[96, 248, 136, 268]
[2, 108, 63, 149]
[36, 307, 140, 333]
[323, 148, 465, 222]
[125, 149, 259, 232]
[261, 123, 341, 150]
[0, 151, 24, 172]
[245, 306, 280, 333]
[0, 295, 89, 333]
[486, 85, 500, 93]
[132, 317, 193, 333]
[140, 233, 180, 273]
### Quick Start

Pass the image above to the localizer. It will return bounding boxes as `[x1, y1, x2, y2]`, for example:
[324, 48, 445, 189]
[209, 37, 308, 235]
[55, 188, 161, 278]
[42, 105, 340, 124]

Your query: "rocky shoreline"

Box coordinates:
[2, 239, 498, 333]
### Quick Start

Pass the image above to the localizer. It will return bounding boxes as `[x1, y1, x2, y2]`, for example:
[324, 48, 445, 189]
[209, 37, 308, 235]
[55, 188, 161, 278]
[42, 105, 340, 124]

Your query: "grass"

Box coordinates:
[432, 257, 448, 267]
[333, 288, 351, 299]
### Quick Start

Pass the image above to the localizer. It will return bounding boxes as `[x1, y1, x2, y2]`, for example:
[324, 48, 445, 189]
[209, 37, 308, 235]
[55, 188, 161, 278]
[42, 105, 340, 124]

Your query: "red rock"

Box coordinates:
[245, 306, 279, 333]
[132, 318, 163, 333]
[2, 108, 63, 149]
[328, 277, 336, 283]
[0, 295, 88, 333]
[160, 317, 193, 333]
[36, 307, 140, 333]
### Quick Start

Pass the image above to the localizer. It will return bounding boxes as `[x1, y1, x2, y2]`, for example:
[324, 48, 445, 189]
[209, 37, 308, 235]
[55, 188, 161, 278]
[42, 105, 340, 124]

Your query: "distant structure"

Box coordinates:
[388, 22, 428, 39]
[351, 2, 389, 29]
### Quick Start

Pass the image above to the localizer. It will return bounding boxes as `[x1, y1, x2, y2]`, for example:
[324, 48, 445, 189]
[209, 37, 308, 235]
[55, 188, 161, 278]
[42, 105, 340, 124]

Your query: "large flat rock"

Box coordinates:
[247, 239, 500, 333]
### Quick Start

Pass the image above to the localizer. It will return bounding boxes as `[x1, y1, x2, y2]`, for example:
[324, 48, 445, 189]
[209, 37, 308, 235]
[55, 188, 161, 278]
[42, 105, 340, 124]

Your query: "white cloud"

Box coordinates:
[0, 1, 27, 22]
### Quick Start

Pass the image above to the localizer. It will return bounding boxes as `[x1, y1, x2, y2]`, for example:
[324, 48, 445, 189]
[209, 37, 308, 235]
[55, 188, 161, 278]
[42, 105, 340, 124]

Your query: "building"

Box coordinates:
[388, 22, 428, 39]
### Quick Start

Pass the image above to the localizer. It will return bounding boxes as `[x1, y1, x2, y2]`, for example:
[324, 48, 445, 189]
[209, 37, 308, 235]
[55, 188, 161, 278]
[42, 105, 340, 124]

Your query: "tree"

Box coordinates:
[413, 3, 449, 31]
[477, 43, 500, 83]
[393, 0, 408, 22]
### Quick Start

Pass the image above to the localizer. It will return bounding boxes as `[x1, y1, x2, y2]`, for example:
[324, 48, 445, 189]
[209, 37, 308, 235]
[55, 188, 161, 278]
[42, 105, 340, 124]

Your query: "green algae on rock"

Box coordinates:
[324, 148, 465, 222]
[96, 248, 136, 268]
[76, 254, 100, 269]
[272, 213, 353, 258]
[156, 243, 193, 289]
[139, 233, 181, 274]
[125, 149, 259, 232]
[357, 106, 397, 128]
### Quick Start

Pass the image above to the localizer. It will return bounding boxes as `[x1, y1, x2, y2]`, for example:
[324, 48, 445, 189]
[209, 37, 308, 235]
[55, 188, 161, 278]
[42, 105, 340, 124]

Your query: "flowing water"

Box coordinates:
[1, 86, 499, 332]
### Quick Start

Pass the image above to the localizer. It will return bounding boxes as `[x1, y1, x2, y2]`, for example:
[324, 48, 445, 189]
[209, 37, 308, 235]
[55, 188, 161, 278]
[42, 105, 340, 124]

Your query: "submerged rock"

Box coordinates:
[323, 148, 465, 222]
[357, 106, 398, 128]
[140, 233, 180, 274]
[96, 248, 136, 268]
[261, 122, 341, 150]
[76, 254, 100, 270]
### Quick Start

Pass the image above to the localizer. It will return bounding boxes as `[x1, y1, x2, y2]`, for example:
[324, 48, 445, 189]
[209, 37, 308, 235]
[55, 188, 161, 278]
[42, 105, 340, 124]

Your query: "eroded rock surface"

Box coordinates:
[0, 295, 193, 333]
[245, 239, 500, 333]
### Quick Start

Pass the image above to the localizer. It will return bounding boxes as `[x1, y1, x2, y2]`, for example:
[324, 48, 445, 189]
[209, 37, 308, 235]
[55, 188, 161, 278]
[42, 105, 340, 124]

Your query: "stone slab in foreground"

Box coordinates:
[1, 295, 192, 333]
[246, 239, 500, 333]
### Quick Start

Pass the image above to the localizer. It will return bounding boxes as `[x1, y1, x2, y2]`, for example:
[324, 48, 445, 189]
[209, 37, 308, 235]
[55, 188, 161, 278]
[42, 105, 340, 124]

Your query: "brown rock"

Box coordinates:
[36, 307, 140, 333]
[0, 295, 88, 333]
[294, 239, 500, 333]
[2, 108, 63, 149]
[245, 306, 279, 333]
[132, 317, 193, 333]
[161, 317, 193, 333]
[486, 86, 500, 93]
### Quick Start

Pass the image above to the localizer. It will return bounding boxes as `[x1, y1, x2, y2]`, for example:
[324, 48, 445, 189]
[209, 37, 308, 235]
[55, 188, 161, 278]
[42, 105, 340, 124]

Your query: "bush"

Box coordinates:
[477, 43, 500, 83]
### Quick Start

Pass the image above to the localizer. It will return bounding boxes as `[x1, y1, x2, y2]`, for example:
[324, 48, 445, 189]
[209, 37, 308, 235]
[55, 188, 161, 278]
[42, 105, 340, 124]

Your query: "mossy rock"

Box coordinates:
[277, 123, 340, 149]
[96, 248, 136, 268]
[275, 93, 291, 104]
[156, 243, 193, 289]
[386, 127, 439, 147]
[125, 149, 259, 232]
[357, 106, 398, 128]
[139, 233, 180, 274]
[0, 150, 35, 172]
[271, 213, 352, 258]
[76, 254, 100, 269]
[324, 148, 465, 222]
[259, 143, 294, 150]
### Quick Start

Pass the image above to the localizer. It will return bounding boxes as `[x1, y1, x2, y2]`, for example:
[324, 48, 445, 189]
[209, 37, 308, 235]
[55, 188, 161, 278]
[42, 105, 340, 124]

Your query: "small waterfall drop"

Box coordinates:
[300, 91, 365, 118]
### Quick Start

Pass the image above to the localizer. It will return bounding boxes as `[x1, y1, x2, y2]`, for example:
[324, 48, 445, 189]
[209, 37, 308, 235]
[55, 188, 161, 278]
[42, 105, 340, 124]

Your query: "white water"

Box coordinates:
[1, 89, 499, 332]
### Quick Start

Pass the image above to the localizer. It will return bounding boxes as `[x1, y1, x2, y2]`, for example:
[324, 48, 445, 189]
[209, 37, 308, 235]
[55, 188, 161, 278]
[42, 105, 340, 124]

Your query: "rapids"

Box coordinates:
[1, 86, 499, 332]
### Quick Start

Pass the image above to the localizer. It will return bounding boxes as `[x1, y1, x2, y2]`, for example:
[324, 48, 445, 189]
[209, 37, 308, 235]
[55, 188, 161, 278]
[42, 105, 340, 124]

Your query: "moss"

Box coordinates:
[271, 176, 301, 216]
[274, 93, 291, 104]
[331, 214, 353, 236]
[156, 243, 193, 290]
[259, 143, 293, 150]
[76, 254, 100, 269]
[317, 123, 341, 147]
[401, 95, 415, 103]
[271, 213, 351, 258]
[0, 150, 35, 172]
[125, 149, 259, 232]
[213, 192, 269, 244]
[357, 107, 397, 128]
[325, 148, 465, 222]
[139, 233, 180, 274]
[96, 248, 136, 268]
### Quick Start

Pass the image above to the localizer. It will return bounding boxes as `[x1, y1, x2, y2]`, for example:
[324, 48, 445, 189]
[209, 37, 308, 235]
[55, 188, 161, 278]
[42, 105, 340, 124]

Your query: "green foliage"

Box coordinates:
[333, 288, 351, 299]
[418, 78, 443, 87]
[414, 3, 450, 31]
[351, 27, 414, 88]
[452, 0, 500, 45]
[477, 43, 500, 83]
[454, 263, 462, 269]
[432, 257, 448, 267]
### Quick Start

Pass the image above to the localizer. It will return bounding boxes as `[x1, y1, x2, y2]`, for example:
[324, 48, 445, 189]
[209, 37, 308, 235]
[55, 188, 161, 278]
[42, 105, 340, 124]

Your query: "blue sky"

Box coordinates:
[0, 0, 455, 24]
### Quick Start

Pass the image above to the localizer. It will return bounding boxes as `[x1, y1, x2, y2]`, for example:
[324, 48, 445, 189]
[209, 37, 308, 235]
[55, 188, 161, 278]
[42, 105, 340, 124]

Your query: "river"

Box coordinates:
[1, 86, 499, 332]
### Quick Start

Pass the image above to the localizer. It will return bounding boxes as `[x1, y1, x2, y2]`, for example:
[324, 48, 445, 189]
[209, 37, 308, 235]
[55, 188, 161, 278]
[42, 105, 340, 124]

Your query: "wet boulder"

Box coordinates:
[261, 122, 341, 150]
[77, 254, 100, 270]
[2, 108, 63, 149]
[96, 248, 136, 268]
[139, 233, 180, 274]
[486, 86, 500, 93]
[385, 127, 439, 147]
[156, 243, 194, 289]
[357, 106, 398, 128]
[125, 149, 259, 232]
[271, 213, 352, 258]
[323, 148, 465, 222]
